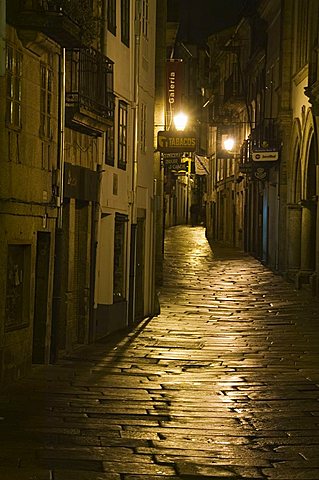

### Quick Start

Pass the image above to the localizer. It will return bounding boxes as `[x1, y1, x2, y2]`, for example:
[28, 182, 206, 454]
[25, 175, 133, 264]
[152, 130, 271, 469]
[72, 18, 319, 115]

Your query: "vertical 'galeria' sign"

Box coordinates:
[166, 59, 183, 123]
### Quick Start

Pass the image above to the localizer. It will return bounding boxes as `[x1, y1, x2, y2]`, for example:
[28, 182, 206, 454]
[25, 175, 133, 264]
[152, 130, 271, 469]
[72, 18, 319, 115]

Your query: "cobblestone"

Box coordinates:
[1, 225, 319, 478]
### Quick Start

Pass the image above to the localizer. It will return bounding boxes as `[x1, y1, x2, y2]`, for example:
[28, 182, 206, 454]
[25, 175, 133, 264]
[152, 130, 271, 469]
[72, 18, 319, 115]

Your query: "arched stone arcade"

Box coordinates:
[288, 110, 318, 288]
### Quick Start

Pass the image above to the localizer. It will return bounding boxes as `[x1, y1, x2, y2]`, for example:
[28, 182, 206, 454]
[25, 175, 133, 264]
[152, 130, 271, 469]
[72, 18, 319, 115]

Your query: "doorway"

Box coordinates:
[135, 215, 145, 321]
[32, 232, 51, 363]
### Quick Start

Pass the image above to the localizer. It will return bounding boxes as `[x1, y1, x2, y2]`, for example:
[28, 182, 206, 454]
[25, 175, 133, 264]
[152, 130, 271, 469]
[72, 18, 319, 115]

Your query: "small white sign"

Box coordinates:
[252, 151, 279, 161]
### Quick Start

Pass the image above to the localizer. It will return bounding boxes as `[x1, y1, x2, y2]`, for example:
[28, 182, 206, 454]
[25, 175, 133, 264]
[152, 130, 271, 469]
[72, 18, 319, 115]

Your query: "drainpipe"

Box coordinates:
[51, 47, 66, 362]
[0, 0, 5, 77]
[128, 0, 142, 325]
[89, 2, 107, 341]
[57, 47, 66, 228]
[132, 0, 141, 223]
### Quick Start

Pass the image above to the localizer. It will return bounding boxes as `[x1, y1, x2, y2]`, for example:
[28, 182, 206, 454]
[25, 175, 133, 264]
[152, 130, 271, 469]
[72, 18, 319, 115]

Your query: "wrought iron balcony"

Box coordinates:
[239, 139, 251, 164]
[7, 0, 82, 47]
[250, 118, 280, 151]
[65, 47, 115, 136]
[239, 118, 280, 174]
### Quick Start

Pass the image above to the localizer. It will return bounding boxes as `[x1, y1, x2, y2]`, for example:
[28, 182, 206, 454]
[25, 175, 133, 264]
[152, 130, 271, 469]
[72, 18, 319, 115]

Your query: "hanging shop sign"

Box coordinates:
[164, 158, 184, 167]
[64, 162, 99, 201]
[253, 166, 268, 181]
[164, 158, 180, 165]
[166, 59, 183, 115]
[252, 151, 279, 161]
[162, 153, 183, 164]
[157, 131, 197, 153]
[195, 154, 209, 175]
[163, 153, 191, 172]
[171, 162, 188, 172]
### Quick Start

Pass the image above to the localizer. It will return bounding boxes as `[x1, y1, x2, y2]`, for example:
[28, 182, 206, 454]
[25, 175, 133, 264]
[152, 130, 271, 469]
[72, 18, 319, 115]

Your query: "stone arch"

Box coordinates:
[299, 108, 317, 274]
[287, 118, 302, 273]
[289, 118, 302, 204]
[300, 108, 316, 200]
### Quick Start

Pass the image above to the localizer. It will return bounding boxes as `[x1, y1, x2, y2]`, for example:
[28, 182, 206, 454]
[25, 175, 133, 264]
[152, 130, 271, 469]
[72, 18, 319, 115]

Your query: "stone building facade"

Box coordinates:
[94, 0, 157, 336]
[205, 0, 319, 295]
[0, 0, 159, 384]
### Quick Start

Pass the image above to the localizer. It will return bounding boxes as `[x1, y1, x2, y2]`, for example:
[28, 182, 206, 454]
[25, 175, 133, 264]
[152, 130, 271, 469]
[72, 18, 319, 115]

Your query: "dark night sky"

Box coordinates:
[177, 0, 258, 44]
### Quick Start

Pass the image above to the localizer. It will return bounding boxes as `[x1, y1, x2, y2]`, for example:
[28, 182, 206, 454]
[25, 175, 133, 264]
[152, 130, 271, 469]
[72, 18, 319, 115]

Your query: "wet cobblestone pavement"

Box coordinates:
[1, 225, 319, 479]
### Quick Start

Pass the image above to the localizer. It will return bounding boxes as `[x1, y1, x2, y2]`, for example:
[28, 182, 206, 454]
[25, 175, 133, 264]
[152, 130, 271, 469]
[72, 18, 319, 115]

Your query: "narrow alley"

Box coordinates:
[1, 225, 319, 480]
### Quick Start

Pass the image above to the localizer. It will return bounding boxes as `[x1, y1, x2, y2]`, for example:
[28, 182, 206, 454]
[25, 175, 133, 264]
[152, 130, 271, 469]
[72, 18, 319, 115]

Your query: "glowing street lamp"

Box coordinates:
[173, 112, 188, 131]
[223, 136, 235, 152]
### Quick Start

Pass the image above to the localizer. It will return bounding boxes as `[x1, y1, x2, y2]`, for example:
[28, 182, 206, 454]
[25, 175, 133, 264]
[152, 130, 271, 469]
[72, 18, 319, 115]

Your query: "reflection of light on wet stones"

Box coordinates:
[0, 225, 318, 477]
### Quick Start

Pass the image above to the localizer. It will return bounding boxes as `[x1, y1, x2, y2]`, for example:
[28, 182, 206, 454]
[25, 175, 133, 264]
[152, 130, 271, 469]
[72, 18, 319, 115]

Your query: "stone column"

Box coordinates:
[300, 201, 316, 272]
[309, 199, 319, 296]
[287, 204, 302, 272]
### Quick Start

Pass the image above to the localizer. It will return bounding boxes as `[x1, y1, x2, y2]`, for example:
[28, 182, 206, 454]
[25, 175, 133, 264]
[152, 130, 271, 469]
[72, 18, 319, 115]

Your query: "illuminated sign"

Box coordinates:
[252, 151, 279, 161]
[164, 157, 183, 165]
[166, 60, 183, 113]
[157, 131, 197, 153]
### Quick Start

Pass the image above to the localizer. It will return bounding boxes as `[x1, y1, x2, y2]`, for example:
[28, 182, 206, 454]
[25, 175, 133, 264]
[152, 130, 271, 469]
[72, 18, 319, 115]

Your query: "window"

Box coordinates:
[6, 45, 22, 129]
[40, 63, 52, 139]
[140, 103, 146, 153]
[294, 0, 309, 72]
[121, 0, 130, 47]
[118, 100, 128, 169]
[105, 125, 115, 166]
[142, 0, 149, 38]
[113, 214, 127, 302]
[107, 0, 116, 35]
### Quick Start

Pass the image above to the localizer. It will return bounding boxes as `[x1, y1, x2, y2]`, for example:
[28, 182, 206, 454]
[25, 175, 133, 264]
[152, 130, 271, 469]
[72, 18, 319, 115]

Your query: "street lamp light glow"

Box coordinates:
[173, 112, 188, 131]
[223, 137, 235, 151]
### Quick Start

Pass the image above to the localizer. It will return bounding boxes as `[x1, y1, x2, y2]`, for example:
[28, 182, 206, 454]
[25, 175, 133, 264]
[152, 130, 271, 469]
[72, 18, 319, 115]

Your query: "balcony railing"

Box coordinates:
[239, 118, 280, 172]
[240, 139, 251, 164]
[7, 0, 83, 47]
[65, 47, 115, 135]
[250, 118, 280, 151]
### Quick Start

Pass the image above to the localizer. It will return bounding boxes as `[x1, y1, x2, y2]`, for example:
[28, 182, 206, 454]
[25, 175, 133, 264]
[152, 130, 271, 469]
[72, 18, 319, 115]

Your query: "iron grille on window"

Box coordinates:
[65, 47, 115, 121]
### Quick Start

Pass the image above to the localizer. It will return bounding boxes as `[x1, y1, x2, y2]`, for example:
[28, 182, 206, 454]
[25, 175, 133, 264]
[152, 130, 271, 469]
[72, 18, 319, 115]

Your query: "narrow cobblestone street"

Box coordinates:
[1, 225, 319, 480]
